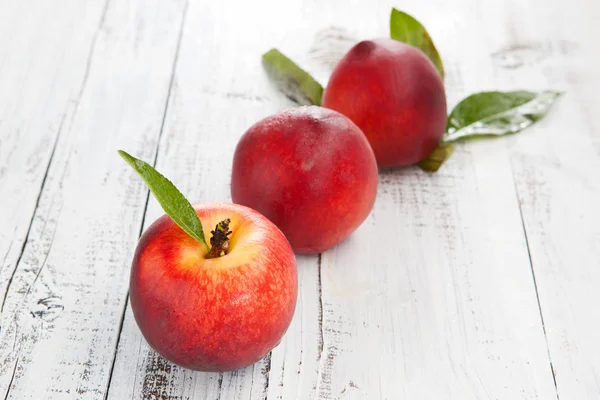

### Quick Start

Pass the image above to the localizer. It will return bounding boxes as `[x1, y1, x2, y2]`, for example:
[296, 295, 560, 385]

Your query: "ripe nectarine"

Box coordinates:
[231, 106, 378, 254]
[322, 38, 447, 168]
[130, 202, 297, 372]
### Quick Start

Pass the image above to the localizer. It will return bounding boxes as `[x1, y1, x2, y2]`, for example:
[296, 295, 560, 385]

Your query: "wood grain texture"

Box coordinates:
[0, 0, 112, 396]
[1, 0, 599, 398]
[0, 0, 187, 397]
[481, 0, 600, 398]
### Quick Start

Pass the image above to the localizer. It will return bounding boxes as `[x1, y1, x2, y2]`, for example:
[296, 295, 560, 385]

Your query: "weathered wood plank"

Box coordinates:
[265, 258, 321, 400]
[0, 0, 187, 398]
[483, 0, 600, 398]
[313, 159, 558, 399]
[0, 0, 112, 396]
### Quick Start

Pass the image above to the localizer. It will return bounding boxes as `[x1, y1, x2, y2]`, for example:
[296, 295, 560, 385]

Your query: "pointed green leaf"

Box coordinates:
[390, 8, 444, 78]
[262, 48, 323, 106]
[444, 90, 563, 143]
[419, 90, 562, 172]
[118, 150, 207, 247]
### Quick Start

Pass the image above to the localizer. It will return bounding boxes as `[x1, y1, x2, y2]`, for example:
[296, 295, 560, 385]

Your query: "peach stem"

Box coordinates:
[205, 218, 232, 259]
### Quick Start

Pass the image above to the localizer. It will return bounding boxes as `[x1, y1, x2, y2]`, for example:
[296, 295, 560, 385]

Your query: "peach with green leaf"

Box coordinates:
[261, 8, 562, 171]
[119, 151, 297, 372]
[322, 37, 447, 168]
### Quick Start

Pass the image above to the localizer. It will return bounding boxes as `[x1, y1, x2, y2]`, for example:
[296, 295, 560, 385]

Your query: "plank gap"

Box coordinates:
[70, 0, 112, 125]
[3, 357, 18, 400]
[511, 162, 560, 400]
[152, 0, 190, 176]
[316, 253, 324, 363]
[103, 1, 191, 398]
[0, 111, 64, 316]
[103, 293, 130, 400]
[261, 352, 272, 400]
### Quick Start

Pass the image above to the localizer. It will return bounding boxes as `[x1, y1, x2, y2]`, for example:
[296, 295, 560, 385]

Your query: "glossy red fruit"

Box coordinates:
[231, 106, 378, 254]
[322, 38, 447, 168]
[130, 202, 297, 372]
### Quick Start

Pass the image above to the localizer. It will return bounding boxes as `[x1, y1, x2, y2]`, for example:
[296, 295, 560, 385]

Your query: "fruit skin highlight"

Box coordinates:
[322, 38, 447, 168]
[231, 106, 378, 254]
[130, 202, 297, 372]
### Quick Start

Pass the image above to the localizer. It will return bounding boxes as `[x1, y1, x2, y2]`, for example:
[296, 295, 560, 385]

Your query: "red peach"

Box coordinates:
[130, 202, 297, 372]
[231, 106, 378, 254]
[322, 38, 447, 168]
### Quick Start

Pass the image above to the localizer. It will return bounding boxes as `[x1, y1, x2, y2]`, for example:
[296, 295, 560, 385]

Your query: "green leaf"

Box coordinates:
[118, 150, 208, 248]
[444, 90, 563, 143]
[262, 48, 323, 106]
[419, 90, 562, 172]
[417, 143, 455, 172]
[390, 8, 444, 78]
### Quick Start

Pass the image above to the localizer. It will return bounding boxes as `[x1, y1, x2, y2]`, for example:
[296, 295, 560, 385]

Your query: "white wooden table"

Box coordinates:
[1, 0, 599, 398]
